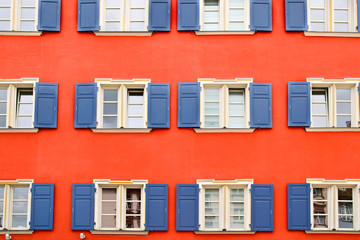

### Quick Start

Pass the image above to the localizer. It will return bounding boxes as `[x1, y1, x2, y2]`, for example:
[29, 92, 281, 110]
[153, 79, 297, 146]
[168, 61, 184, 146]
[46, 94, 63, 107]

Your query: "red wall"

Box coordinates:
[1, 0, 360, 239]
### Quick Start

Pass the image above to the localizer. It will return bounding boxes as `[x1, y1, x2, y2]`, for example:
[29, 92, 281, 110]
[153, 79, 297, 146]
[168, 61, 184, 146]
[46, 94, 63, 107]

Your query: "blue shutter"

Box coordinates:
[30, 183, 54, 230]
[74, 83, 97, 128]
[178, 82, 200, 128]
[250, 83, 272, 128]
[38, 0, 61, 31]
[285, 0, 308, 31]
[288, 82, 311, 127]
[251, 184, 273, 231]
[34, 82, 58, 128]
[250, 0, 272, 31]
[176, 184, 199, 231]
[149, 0, 170, 31]
[145, 184, 168, 231]
[358, 0, 360, 32]
[148, 83, 170, 128]
[71, 184, 95, 230]
[288, 183, 311, 230]
[177, 0, 199, 31]
[77, 0, 99, 31]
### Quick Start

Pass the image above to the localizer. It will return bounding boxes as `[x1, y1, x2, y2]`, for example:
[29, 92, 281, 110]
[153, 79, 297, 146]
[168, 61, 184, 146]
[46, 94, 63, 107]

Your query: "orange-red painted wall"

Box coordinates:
[1, 0, 360, 239]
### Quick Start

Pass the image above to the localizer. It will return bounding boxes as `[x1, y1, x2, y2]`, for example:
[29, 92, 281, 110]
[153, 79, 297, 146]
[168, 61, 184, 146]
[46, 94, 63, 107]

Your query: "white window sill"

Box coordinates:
[0, 31, 42, 36]
[194, 128, 255, 133]
[0, 128, 39, 133]
[195, 231, 255, 234]
[305, 230, 360, 234]
[92, 128, 152, 133]
[303, 31, 360, 37]
[195, 31, 255, 36]
[90, 230, 149, 235]
[305, 127, 360, 132]
[94, 31, 153, 36]
[0, 230, 34, 234]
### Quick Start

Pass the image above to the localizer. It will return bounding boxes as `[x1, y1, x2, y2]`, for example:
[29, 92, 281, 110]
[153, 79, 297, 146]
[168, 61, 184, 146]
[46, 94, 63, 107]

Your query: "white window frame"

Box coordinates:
[93, 179, 147, 231]
[199, 78, 251, 129]
[307, 179, 360, 231]
[199, 0, 250, 31]
[307, 0, 357, 32]
[308, 78, 359, 129]
[197, 179, 252, 232]
[95, 78, 150, 129]
[99, 0, 149, 32]
[0, 78, 38, 129]
[0, 179, 33, 231]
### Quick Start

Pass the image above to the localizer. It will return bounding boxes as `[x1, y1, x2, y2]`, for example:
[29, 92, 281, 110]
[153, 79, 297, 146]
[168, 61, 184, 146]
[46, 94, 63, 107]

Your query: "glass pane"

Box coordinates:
[126, 216, 141, 228]
[20, 20, 35, 31]
[107, 0, 121, 7]
[312, 91, 326, 102]
[0, 187, 4, 199]
[314, 215, 328, 228]
[0, 116, 6, 127]
[310, 0, 324, 8]
[336, 116, 351, 128]
[205, 216, 219, 229]
[131, 0, 145, 8]
[101, 215, 116, 228]
[0, 21, 11, 31]
[205, 102, 219, 114]
[312, 116, 327, 127]
[102, 188, 116, 200]
[13, 188, 28, 200]
[128, 117, 143, 128]
[128, 93, 143, 104]
[103, 103, 117, 114]
[338, 202, 353, 214]
[229, 91, 243, 102]
[17, 116, 32, 127]
[21, 0, 36, 6]
[205, 202, 219, 214]
[0, 89, 7, 101]
[339, 216, 353, 228]
[0, 103, 6, 114]
[128, 105, 143, 115]
[126, 202, 141, 214]
[0, 202, 3, 213]
[103, 116, 117, 128]
[12, 216, 27, 228]
[2, 0, 11, 6]
[310, 9, 325, 21]
[205, 189, 219, 201]
[0, 8, 11, 18]
[102, 202, 116, 214]
[230, 203, 244, 215]
[0, 216, 2, 228]
[204, 11, 219, 22]
[19, 92, 33, 103]
[21, 8, 35, 19]
[229, 0, 244, 8]
[231, 189, 244, 201]
[229, 116, 244, 128]
[130, 22, 145, 31]
[337, 89, 351, 100]
[312, 103, 327, 114]
[337, 102, 351, 114]
[13, 202, 28, 213]
[313, 202, 327, 214]
[229, 104, 244, 115]
[334, 10, 348, 21]
[18, 103, 33, 115]
[106, 9, 121, 20]
[338, 188, 352, 200]
[229, 9, 244, 21]
[313, 188, 327, 200]
[229, 22, 244, 30]
[230, 216, 244, 229]
[205, 116, 219, 128]
[334, 0, 348, 8]
[311, 22, 325, 31]
[334, 23, 348, 32]
[106, 21, 121, 31]
[127, 189, 141, 200]
[130, 9, 145, 21]
[204, 0, 218, 8]
[204, 23, 219, 30]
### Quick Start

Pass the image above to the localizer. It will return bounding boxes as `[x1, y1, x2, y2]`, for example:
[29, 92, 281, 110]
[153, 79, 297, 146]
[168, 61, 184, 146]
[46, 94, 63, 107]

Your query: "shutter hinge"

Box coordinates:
[29, 221, 31, 225]
[249, 188, 251, 193]
[144, 188, 146, 192]
[249, 224, 251, 227]
[147, 25, 149, 30]
[94, 222, 96, 226]
[94, 188, 97, 192]
[356, 26, 358, 30]
[30, 188, 32, 192]
[198, 224, 201, 228]
[200, 86, 202, 90]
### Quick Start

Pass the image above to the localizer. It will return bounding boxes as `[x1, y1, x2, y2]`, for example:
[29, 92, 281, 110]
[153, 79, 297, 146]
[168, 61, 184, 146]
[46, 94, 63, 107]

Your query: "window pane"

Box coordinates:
[130, 22, 145, 31]
[21, 0, 36, 6]
[17, 116, 32, 127]
[103, 116, 117, 128]
[128, 94, 143, 104]
[339, 216, 353, 229]
[0, 21, 11, 31]
[127, 189, 141, 200]
[312, 91, 326, 101]
[313, 201, 327, 214]
[0, 8, 11, 19]
[0, 116, 5, 127]
[13, 188, 28, 200]
[337, 102, 351, 114]
[12, 216, 27, 228]
[204, 11, 219, 22]
[131, 0, 145, 8]
[0, 203, 3, 213]
[336, 89, 351, 100]
[334, 10, 348, 22]
[310, 0, 324, 8]
[20, 20, 35, 31]
[338, 188, 352, 200]
[229, 116, 244, 128]
[0, 216, 2, 228]
[0, 103, 6, 114]
[230, 189, 244, 201]
[101, 215, 116, 228]
[312, 116, 327, 127]
[106, 22, 121, 31]
[0, 89, 7, 101]
[312, 103, 327, 115]
[313, 188, 327, 200]
[229, 0, 244, 8]
[205, 216, 219, 229]
[229, 9, 244, 21]
[126, 202, 141, 214]
[126, 216, 141, 228]
[230, 203, 244, 215]
[128, 117, 143, 128]
[205, 202, 219, 214]
[205, 116, 219, 127]
[205, 102, 219, 114]
[106, 9, 121, 20]
[204, 23, 219, 30]
[310, 9, 325, 21]
[21, 8, 35, 19]
[229, 22, 244, 30]
[229, 104, 244, 115]
[204, 0, 218, 8]
[230, 216, 244, 229]
[18, 103, 33, 115]
[102, 188, 116, 200]
[336, 116, 351, 128]
[13, 202, 28, 213]
[106, 0, 121, 7]
[19, 92, 33, 103]
[311, 22, 325, 31]
[2, 0, 11, 6]
[130, 9, 145, 21]
[103, 103, 117, 114]
[338, 202, 353, 214]
[229, 91, 243, 102]
[334, 23, 348, 32]
[0, 187, 4, 199]
[102, 202, 116, 214]
[205, 189, 219, 201]
[314, 216, 328, 228]
[334, 0, 348, 8]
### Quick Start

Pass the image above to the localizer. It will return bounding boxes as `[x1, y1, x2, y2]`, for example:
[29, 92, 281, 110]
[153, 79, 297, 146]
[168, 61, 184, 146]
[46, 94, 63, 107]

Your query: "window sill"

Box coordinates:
[303, 31, 360, 38]
[194, 128, 255, 133]
[0, 128, 39, 133]
[195, 31, 255, 36]
[194, 231, 255, 234]
[305, 230, 360, 234]
[90, 230, 149, 235]
[92, 128, 152, 133]
[305, 127, 360, 132]
[0, 230, 34, 234]
[94, 31, 153, 36]
[0, 31, 42, 36]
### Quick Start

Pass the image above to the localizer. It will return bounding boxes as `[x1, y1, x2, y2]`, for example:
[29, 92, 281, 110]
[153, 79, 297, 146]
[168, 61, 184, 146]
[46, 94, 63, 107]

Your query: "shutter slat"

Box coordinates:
[285, 0, 308, 31]
[288, 183, 311, 230]
[30, 183, 54, 230]
[176, 184, 199, 231]
[250, 0, 272, 31]
[71, 184, 95, 230]
[178, 82, 200, 127]
[149, 0, 170, 31]
[250, 83, 272, 128]
[77, 0, 99, 31]
[74, 83, 97, 128]
[251, 184, 273, 231]
[145, 184, 168, 231]
[148, 83, 170, 128]
[288, 82, 311, 127]
[34, 82, 58, 128]
[178, 0, 199, 31]
[38, 0, 61, 31]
